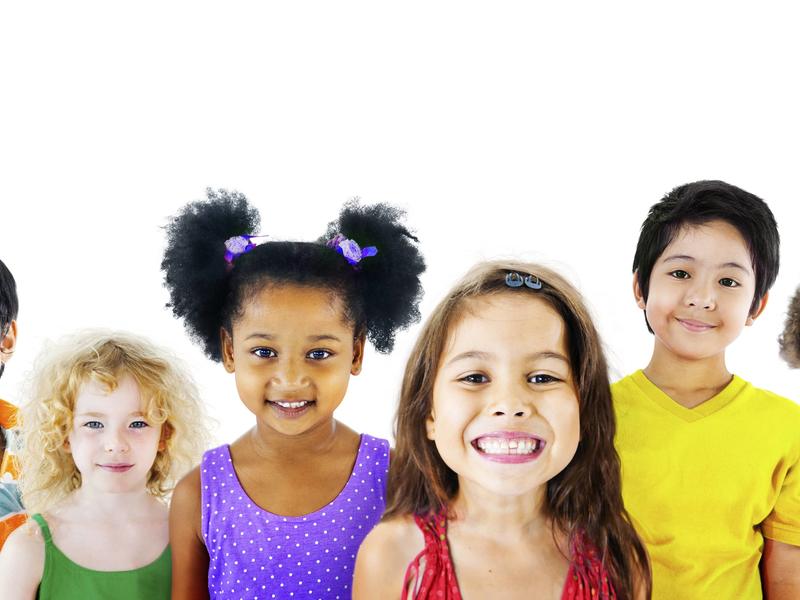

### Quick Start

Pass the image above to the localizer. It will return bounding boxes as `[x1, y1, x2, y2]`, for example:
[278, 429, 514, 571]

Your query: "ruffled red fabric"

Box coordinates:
[403, 512, 615, 600]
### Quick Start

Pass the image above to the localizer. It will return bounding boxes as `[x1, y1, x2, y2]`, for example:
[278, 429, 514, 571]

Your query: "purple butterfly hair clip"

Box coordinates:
[327, 234, 378, 267]
[224, 234, 269, 265]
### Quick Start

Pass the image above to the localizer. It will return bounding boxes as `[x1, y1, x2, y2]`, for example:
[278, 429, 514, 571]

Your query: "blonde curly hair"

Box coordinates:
[780, 287, 800, 368]
[20, 329, 210, 514]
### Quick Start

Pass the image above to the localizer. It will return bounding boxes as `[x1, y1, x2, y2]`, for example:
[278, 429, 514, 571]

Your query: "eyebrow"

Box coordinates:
[76, 412, 145, 418]
[662, 255, 751, 273]
[244, 333, 343, 343]
[445, 350, 570, 366]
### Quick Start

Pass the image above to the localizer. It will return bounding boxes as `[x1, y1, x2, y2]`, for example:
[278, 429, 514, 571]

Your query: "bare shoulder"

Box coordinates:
[170, 466, 202, 541]
[353, 516, 424, 600]
[172, 464, 202, 511]
[170, 465, 210, 600]
[0, 519, 45, 599]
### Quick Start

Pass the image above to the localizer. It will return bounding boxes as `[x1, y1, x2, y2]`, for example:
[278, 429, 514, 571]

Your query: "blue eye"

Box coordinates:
[83, 421, 103, 429]
[670, 270, 690, 279]
[307, 349, 332, 360]
[459, 373, 488, 384]
[719, 278, 739, 288]
[130, 420, 149, 429]
[252, 347, 277, 359]
[528, 374, 560, 384]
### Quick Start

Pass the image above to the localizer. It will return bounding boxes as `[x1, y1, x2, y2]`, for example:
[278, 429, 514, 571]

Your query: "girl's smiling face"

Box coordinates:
[426, 293, 580, 497]
[67, 374, 162, 494]
[222, 284, 364, 436]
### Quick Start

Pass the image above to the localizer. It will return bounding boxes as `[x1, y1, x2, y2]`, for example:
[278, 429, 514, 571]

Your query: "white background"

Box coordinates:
[2, 2, 799, 446]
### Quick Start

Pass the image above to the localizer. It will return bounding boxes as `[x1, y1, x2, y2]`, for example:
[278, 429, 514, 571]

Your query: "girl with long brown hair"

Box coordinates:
[354, 261, 650, 599]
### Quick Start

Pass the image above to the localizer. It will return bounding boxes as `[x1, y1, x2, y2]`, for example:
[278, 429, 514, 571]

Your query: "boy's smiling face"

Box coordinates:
[634, 219, 768, 362]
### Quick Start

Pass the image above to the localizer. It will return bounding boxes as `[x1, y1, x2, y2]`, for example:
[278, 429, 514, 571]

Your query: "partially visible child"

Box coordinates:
[0, 258, 24, 549]
[615, 180, 800, 598]
[162, 190, 425, 599]
[0, 330, 207, 599]
[779, 286, 800, 368]
[354, 261, 650, 600]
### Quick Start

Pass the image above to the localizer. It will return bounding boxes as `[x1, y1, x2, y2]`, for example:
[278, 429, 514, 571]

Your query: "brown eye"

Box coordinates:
[528, 374, 559, 384]
[252, 347, 277, 358]
[460, 373, 488, 384]
[670, 270, 690, 279]
[719, 278, 739, 288]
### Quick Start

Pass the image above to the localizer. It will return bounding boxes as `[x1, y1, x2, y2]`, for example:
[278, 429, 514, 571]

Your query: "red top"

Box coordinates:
[403, 512, 616, 600]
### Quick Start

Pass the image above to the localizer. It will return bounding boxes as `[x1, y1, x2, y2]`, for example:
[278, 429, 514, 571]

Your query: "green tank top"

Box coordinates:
[31, 513, 171, 600]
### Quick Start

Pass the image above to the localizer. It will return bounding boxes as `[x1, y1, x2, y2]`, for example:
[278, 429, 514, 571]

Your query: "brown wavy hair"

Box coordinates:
[385, 261, 651, 599]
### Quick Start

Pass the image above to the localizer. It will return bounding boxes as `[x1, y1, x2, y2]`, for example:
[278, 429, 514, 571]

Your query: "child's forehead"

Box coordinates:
[239, 284, 352, 329]
[74, 373, 143, 410]
[660, 219, 753, 264]
[443, 294, 567, 352]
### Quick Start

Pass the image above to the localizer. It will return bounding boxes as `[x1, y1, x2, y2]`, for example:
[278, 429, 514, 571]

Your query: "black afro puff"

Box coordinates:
[162, 189, 425, 361]
[779, 286, 800, 369]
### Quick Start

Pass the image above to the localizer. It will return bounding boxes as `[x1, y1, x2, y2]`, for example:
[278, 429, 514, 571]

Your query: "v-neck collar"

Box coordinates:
[630, 369, 748, 422]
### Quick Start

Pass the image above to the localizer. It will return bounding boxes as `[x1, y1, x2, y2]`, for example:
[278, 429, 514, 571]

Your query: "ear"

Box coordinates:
[746, 292, 769, 326]
[633, 272, 646, 310]
[220, 327, 236, 373]
[350, 334, 366, 376]
[0, 320, 17, 361]
[158, 424, 171, 452]
[63, 437, 71, 453]
[425, 410, 436, 441]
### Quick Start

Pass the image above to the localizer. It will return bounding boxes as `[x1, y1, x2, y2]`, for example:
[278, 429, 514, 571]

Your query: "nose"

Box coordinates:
[104, 428, 130, 453]
[685, 278, 716, 310]
[487, 378, 532, 418]
[270, 356, 310, 389]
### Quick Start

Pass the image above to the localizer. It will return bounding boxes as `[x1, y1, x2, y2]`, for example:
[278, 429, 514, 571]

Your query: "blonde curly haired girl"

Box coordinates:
[0, 330, 208, 600]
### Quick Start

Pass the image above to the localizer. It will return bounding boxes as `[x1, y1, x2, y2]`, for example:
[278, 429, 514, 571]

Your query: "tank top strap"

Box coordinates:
[30, 513, 53, 544]
[562, 530, 616, 600]
[403, 511, 462, 600]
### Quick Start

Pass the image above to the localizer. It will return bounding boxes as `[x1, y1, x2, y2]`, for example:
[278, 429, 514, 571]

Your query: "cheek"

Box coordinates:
[544, 395, 581, 445]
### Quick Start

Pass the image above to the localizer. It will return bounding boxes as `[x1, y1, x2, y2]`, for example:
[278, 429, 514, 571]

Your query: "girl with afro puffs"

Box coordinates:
[162, 190, 425, 599]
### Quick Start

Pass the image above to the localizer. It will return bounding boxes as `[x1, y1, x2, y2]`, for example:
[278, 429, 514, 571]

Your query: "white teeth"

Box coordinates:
[475, 438, 540, 455]
[275, 401, 309, 409]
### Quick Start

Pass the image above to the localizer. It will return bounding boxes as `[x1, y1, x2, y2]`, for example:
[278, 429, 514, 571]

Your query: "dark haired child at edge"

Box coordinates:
[0, 258, 24, 550]
[614, 180, 800, 599]
[354, 262, 650, 600]
[163, 190, 425, 600]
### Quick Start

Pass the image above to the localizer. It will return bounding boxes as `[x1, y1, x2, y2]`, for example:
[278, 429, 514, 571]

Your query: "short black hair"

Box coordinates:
[162, 189, 426, 361]
[0, 259, 18, 330]
[633, 180, 779, 324]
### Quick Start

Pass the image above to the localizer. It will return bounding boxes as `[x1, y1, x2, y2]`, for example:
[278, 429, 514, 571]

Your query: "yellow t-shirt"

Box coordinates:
[613, 371, 800, 600]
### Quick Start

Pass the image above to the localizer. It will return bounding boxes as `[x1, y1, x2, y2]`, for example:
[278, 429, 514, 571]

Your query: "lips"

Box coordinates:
[677, 318, 716, 332]
[471, 431, 546, 463]
[98, 463, 134, 473]
[268, 400, 315, 418]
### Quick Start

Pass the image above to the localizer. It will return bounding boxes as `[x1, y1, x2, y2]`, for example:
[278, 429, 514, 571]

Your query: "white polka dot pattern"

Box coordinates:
[200, 434, 389, 600]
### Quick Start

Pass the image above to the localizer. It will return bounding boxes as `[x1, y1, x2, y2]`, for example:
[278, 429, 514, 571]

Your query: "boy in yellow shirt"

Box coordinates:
[0, 258, 23, 550]
[614, 180, 800, 598]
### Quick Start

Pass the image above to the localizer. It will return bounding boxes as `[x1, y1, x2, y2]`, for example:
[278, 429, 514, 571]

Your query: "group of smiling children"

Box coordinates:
[0, 180, 798, 600]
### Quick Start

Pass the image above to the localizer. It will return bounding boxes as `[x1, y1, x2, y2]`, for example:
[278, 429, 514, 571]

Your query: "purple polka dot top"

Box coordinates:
[200, 434, 390, 600]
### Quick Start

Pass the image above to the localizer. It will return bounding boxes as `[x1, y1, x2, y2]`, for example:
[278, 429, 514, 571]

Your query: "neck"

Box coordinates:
[450, 479, 551, 541]
[643, 341, 732, 408]
[249, 417, 342, 460]
[69, 485, 158, 520]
